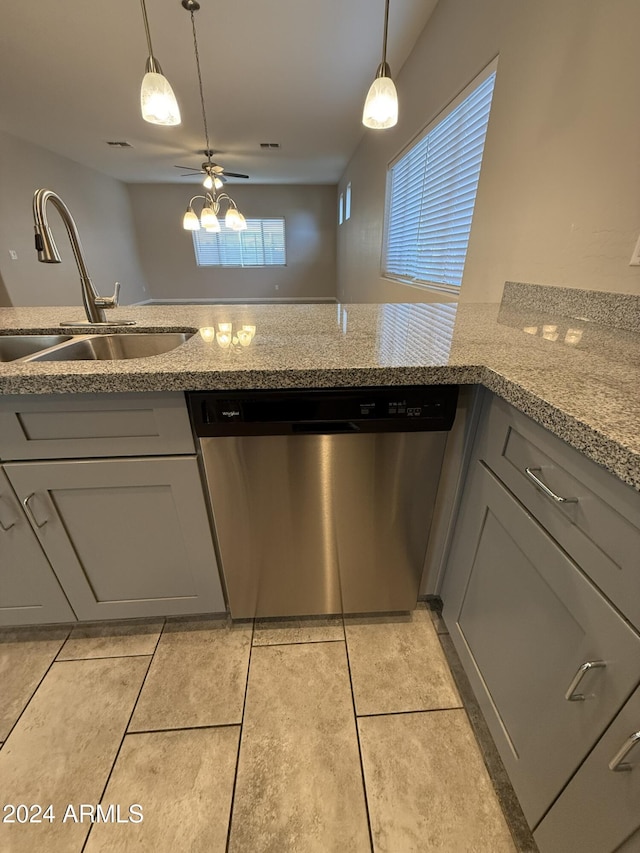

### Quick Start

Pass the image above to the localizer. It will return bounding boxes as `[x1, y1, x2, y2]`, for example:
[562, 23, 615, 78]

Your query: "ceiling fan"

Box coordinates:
[175, 151, 249, 185]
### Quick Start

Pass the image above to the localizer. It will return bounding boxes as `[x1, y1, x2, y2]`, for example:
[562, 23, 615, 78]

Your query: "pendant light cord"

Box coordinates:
[381, 0, 390, 66]
[140, 0, 154, 58]
[189, 6, 212, 167]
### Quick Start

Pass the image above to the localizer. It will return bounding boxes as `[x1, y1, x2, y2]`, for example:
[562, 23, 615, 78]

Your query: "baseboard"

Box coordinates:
[132, 297, 338, 305]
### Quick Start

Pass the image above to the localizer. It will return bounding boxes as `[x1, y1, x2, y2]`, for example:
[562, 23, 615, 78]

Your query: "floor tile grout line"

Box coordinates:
[126, 721, 243, 736]
[81, 618, 166, 853]
[0, 626, 72, 747]
[342, 612, 375, 853]
[252, 637, 344, 648]
[225, 617, 255, 853]
[54, 652, 157, 662]
[356, 705, 465, 719]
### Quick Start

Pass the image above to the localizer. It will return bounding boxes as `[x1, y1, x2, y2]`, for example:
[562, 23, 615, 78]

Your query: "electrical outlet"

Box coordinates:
[274, 284, 279, 291]
[629, 233, 640, 266]
[8, 249, 18, 260]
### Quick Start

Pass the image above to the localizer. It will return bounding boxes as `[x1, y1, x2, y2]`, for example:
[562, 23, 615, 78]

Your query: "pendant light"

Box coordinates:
[180, 0, 246, 233]
[139, 0, 181, 126]
[362, 0, 398, 129]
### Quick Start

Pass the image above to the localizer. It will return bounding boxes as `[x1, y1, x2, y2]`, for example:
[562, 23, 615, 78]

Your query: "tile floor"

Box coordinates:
[0, 605, 531, 852]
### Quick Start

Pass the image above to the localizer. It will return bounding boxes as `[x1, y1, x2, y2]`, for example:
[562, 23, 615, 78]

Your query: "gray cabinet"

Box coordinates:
[0, 392, 225, 624]
[534, 684, 640, 853]
[443, 461, 640, 827]
[4, 456, 225, 621]
[441, 391, 640, 839]
[0, 466, 75, 625]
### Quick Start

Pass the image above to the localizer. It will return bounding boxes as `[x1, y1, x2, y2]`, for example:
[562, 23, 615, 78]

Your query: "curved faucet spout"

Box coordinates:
[32, 189, 123, 325]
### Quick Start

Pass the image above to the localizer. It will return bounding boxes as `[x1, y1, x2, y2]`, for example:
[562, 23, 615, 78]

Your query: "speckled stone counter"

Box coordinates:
[0, 298, 638, 490]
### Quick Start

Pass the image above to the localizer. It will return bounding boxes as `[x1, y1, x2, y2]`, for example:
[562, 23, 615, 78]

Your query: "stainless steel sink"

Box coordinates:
[29, 332, 193, 361]
[0, 335, 73, 362]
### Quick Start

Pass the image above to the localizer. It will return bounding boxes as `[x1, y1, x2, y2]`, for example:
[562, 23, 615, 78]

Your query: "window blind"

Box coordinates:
[384, 70, 496, 289]
[193, 218, 286, 267]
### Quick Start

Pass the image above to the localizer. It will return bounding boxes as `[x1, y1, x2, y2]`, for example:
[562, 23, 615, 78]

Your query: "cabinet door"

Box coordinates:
[534, 685, 640, 853]
[4, 457, 225, 620]
[0, 467, 76, 625]
[442, 462, 640, 828]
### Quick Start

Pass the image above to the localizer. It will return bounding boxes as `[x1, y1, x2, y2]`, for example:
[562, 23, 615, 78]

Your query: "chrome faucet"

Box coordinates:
[32, 189, 134, 326]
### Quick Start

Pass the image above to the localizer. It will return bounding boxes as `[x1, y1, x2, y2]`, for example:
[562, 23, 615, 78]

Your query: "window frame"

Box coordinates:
[381, 57, 498, 295]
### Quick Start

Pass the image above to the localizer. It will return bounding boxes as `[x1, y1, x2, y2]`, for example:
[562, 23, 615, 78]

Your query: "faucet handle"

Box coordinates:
[94, 282, 120, 309]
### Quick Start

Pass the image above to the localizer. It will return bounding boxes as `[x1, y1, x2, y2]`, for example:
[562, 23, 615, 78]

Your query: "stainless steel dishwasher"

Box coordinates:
[188, 386, 458, 618]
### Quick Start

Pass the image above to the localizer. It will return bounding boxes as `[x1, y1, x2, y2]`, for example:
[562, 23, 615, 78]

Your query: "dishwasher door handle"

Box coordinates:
[292, 421, 361, 434]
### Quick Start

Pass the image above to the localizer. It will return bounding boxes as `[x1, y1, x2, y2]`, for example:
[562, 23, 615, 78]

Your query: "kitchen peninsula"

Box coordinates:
[0, 285, 638, 490]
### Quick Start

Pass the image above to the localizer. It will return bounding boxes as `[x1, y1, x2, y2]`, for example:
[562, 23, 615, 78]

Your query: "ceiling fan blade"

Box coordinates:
[222, 171, 250, 179]
[180, 173, 201, 177]
[174, 165, 204, 172]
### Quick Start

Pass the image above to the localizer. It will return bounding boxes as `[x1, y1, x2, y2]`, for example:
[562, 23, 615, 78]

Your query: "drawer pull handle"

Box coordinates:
[0, 497, 17, 531]
[565, 660, 606, 701]
[22, 493, 49, 528]
[609, 731, 640, 772]
[525, 467, 578, 504]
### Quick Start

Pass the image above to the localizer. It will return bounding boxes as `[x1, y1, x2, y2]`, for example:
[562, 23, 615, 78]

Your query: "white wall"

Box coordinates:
[127, 184, 337, 301]
[0, 129, 148, 308]
[337, 0, 640, 304]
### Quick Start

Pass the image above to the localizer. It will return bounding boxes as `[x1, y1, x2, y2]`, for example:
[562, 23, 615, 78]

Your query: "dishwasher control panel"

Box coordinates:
[189, 386, 459, 436]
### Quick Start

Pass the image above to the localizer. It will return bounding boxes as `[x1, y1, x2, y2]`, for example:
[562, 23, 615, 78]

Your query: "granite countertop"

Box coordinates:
[0, 297, 638, 491]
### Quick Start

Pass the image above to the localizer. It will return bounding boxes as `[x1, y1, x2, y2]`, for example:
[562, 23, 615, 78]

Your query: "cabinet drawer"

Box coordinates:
[476, 393, 640, 626]
[534, 684, 640, 852]
[0, 392, 194, 459]
[443, 462, 640, 827]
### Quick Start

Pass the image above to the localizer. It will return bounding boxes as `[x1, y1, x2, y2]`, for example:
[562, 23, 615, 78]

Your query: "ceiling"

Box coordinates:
[0, 0, 438, 186]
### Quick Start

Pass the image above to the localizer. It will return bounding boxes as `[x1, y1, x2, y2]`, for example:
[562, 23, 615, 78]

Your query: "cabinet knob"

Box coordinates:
[609, 731, 640, 772]
[564, 660, 606, 701]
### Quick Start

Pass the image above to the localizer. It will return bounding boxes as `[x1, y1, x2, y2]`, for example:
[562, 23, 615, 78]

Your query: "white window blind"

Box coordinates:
[193, 218, 286, 267]
[383, 67, 496, 290]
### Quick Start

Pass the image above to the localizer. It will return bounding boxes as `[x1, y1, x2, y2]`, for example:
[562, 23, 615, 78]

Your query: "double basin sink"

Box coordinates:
[0, 332, 194, 363]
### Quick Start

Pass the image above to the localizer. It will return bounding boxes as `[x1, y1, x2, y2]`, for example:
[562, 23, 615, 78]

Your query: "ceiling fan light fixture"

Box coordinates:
[139, 0, 181, 126]
[183, 207, 200, 230]
[180, 0, 247, 234]
[200, 206, 218, 228]
[362, 0, 398, 130]
[225, 207, 242, 230]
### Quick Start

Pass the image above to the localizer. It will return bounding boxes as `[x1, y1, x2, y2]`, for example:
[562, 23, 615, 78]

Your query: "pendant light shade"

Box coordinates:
[225, 207, 242, 230]
[141, 68, 181, 126]
[362, 65, 398, 129]
[200, 206, 218, 229]
[139, 0, 181, 126]
[183, 207, 200, 230]
[362, 0, 398, 130]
